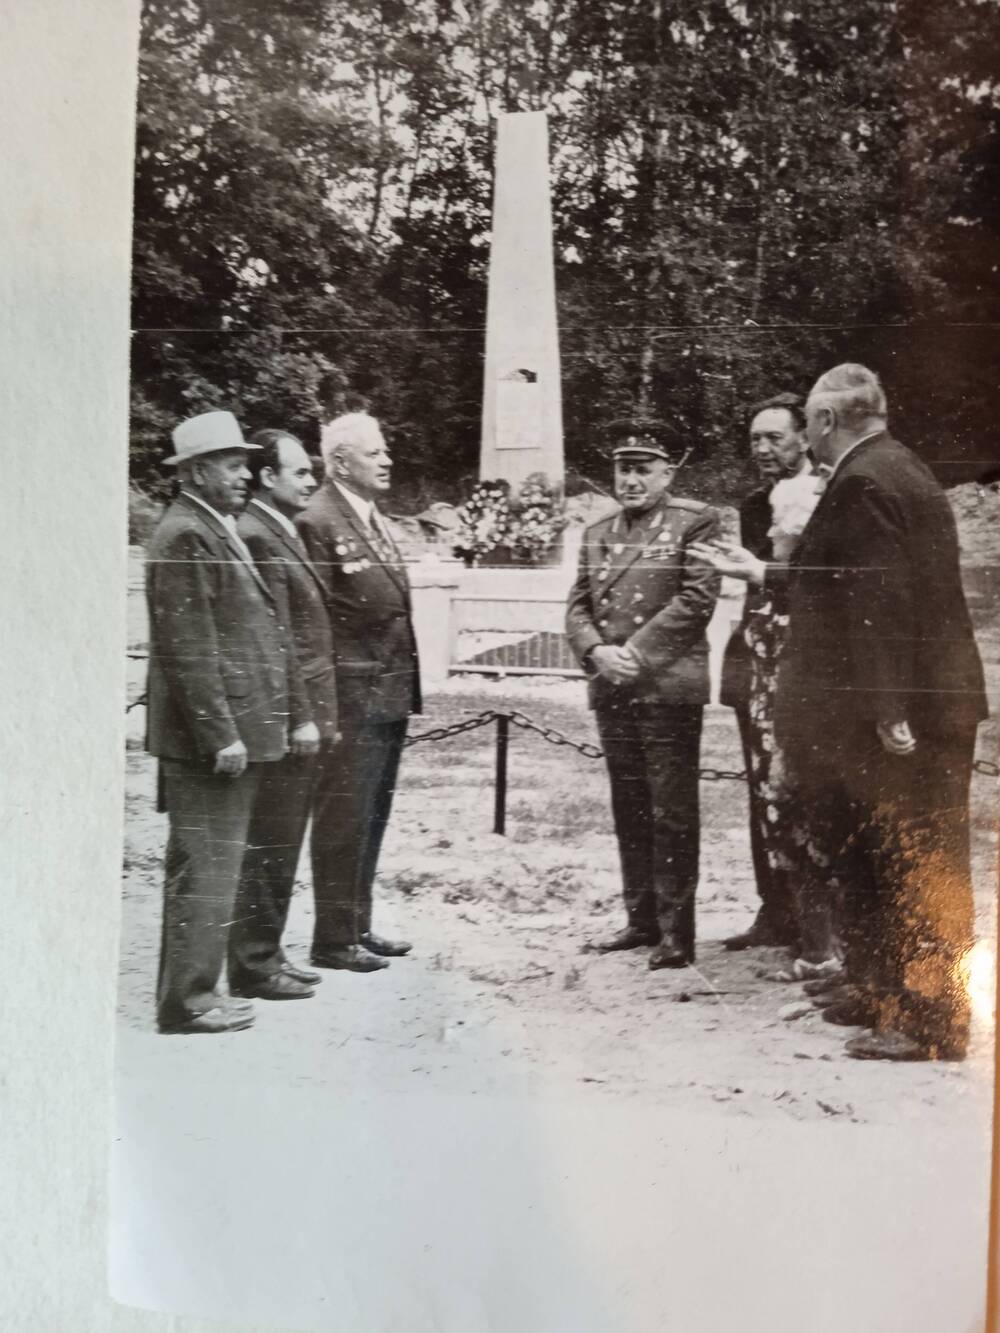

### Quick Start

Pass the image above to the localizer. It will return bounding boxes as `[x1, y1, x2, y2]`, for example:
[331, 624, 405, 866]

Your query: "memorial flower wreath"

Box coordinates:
[453, 479, 513, 564]
[505, 472, 567, 564]
[453, 472, 566, 565]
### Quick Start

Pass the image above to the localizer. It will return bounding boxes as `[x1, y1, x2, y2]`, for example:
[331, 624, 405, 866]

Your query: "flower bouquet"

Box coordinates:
[453, 480, 513, 565]
[506, 472, 567, 565]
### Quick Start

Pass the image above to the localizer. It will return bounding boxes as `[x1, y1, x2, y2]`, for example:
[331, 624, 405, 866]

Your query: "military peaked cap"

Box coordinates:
[605, 416, 684, 464]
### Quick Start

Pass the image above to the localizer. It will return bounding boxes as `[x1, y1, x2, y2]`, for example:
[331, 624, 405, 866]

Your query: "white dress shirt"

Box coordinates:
[333, 481, 393, 546]
[182, 489, 255, 563]
[250, 496, 300, 541]
[334, 481, 374, 527]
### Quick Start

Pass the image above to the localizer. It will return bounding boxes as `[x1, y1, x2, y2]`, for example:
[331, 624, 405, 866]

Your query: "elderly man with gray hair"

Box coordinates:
[297, 411, 421, 972]
[699, 364, 988, 1060]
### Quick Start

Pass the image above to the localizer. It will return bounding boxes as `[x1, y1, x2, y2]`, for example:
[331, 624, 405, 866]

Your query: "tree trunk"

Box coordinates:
[637, 0, 664, 413]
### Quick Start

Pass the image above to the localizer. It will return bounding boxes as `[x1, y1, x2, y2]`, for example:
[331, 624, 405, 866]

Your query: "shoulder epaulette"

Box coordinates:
[583, 508, 619, 534]
[667, 496, 709, 513]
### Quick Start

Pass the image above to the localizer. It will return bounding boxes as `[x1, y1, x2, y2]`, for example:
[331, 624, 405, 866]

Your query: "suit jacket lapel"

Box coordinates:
[252, 502, 329, 598]
[179, 495, 274, 602]
[330, 486, 409, 596]
[371, 507, 410, 597]
[598, 506, 664, 594]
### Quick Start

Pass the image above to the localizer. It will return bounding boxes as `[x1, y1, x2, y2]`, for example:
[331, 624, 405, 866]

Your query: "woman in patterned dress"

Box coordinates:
[742, 470, 839, 969]
[697, 402, 838, 971]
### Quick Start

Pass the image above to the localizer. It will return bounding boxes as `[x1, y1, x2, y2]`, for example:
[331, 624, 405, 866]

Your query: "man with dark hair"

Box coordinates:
[567, 419, 721, 969]
[720, 392, 812, 952]
[146, 411, 292, 1034]
[227, 429, 340, 1001]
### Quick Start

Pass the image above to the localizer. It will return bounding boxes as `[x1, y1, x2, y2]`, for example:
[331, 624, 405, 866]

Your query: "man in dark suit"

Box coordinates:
[780, 364, 988, 1059]
[146, 411, 292, 1034]
[298, 412, 421, 973]
[227, 429, 340, 1001]
[713, 365, 988, 1059]
[719, 393, 810, 952]
[566, 420, 721, 968]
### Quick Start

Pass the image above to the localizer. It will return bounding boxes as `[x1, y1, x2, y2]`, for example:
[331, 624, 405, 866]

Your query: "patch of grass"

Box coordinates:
[506, 791, 613, 843]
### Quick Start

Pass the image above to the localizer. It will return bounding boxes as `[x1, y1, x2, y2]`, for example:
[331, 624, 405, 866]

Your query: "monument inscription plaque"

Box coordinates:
[496, 370, 542, 452]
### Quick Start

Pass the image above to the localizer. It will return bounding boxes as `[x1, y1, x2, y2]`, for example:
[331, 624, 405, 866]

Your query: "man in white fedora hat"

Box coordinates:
[145, 410, 297, 1034]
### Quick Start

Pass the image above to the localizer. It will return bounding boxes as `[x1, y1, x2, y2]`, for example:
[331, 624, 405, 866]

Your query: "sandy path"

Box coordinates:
[113, 689, 997, 1331]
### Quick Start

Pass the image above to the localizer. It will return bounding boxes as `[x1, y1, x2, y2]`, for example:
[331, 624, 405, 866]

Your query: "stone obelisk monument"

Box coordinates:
[479, 111, 563, 494]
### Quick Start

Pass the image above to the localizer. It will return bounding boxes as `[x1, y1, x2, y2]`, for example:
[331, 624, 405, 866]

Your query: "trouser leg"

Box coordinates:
[794, 861, 839, 964]
[817, 769, 885, 992]
[778, 772, 837, 963]
[641, 703, 703, 958]
[354, 720, 408, 936]
[229, 751, 318, 984]
[594, 697, 657, 935]
[889, 729, 977, 1051]
[833, 727, 977, 1051]
[156, 760, 260, 1027]
[309, 725, 374, 950]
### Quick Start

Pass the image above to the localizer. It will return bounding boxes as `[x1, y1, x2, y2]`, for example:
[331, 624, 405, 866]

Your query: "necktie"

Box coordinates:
[368, 509, 395, 564]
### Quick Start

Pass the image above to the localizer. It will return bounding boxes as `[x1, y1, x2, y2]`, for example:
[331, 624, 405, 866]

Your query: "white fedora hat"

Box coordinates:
[164, 410, 259, 466]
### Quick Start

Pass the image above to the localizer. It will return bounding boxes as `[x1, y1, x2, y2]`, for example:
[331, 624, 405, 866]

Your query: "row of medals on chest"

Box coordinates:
[596, 512, 680, 627]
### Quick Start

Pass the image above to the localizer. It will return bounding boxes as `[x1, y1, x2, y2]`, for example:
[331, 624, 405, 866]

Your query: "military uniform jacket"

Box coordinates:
[238, 501, 339, 742]
[297, 481, 422, 725]
[566, 496, 721, 706]
[145, 494, 291, 762]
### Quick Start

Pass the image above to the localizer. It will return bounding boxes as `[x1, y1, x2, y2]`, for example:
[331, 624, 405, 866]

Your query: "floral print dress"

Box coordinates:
[742, 513, 840, 965]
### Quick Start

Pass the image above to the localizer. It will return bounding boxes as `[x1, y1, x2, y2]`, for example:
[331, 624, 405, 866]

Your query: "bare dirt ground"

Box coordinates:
[114, 511, 1000, 1331]
[118, 672, 998, 1131]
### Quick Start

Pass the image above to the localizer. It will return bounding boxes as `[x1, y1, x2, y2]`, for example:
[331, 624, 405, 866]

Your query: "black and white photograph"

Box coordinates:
[110, 2, 999, 1329]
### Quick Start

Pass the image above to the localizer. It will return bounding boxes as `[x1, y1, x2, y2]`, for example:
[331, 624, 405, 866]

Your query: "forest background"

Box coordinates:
[130, 0, 1000, 510]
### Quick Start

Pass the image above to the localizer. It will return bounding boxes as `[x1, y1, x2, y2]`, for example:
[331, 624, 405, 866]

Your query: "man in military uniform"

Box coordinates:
[566, 420, 721, 968]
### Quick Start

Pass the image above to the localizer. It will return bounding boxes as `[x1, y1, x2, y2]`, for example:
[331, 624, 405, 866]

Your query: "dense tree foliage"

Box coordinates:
[132, 0, 1000, 506]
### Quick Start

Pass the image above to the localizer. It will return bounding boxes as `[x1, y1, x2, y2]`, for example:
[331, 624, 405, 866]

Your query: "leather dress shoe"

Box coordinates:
[232, 972, 315, 1000]
[159, 1005, 256, 1035]
[590, 925, 659, 954]
[811, 984, 861, 1010]
[281, 960, 322, 986]
[311, 945, 389, 972]
[724, 910, 796, 952]
[803, 972, 847, 996]
[648, 934, 690, 970]
[844, 1030, 935, 1061]
[822, 995, 879, 1027]
[361, 931, 412, 957]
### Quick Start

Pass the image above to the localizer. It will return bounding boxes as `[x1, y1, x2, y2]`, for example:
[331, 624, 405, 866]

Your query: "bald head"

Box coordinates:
[320, 411, 392, 500]
[805, 363, 887, 467]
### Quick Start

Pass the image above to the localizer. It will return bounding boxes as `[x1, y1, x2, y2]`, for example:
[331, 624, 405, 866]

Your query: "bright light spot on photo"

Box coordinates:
[960, 939, 996, 1025]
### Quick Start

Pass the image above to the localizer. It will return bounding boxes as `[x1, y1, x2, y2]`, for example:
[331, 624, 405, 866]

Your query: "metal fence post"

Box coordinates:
[493, 712, 509, 835]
